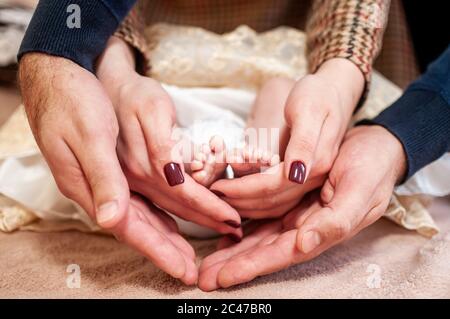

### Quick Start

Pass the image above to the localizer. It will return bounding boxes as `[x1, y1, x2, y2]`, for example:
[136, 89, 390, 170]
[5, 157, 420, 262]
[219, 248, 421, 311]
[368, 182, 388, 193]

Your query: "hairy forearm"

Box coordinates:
[19, 53, 77, 131]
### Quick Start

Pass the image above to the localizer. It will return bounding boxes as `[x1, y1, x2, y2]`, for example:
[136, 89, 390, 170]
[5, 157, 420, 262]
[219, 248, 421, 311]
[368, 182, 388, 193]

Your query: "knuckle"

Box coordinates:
[291, 138, 315, 156]
[261, 183, 277, 196]
[54, 167, 84, 198]
[284, 100, 300, 126]
[36, 128, 56, 151]
[239, 255, 258, 274]
[328, 218, 352, 241]
[314, 156, 334, 174]
[179, 190, 200, 208]
[148, 141, 173, 157]
[86, 170, 110, 192]
[56, 181, 73, 198]
[122, 155, 151, 180]
[262, 195, 280, 209]
[78, 122, 105, 141]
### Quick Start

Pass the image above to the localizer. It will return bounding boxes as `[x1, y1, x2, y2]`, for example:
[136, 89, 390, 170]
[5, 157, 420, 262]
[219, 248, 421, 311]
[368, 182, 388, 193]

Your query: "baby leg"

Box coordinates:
[231, 77, 295, 176]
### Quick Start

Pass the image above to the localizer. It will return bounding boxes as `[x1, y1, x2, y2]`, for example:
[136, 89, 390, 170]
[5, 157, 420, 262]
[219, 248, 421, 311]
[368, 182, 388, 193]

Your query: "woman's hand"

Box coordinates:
[199, 125, 407, 290]
[284, 58, 364, 184]
[97, 37, 242, 238]
[210, 58, 364, 218]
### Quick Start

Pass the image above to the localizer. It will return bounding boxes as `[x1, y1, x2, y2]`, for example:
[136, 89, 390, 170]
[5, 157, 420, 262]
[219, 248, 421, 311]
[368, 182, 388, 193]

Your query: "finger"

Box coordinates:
[178, 251, 198, 285]
[131, 195, 198, 285]
[216, 229, 298, 289]
[210, 164, 296, 199]
[45, 138, 95, 216]
[281, 190, 321, 229]
[170, 175, 242, 227]
[127, 195, 198, 285]
[222, 175, 324, 211]
[132, 195, 196, 261]
[135, 181, 243, 236]
[117, 114, 152, 174]
[312, 114, 342, 177]
[284, 95, 326, 184]
[68, 132, 130, 229]
[118, 115, 241, 231]
[296, 170, 375, 255]
[320, 178, 335, 204]
[198, 221, 283, 291]
[200, 220, 282, 274]
[137, 94, 184, 184]
[137, 100, 241, 226]
[113, 208, 187, 281]
[237, 200, 299, 219]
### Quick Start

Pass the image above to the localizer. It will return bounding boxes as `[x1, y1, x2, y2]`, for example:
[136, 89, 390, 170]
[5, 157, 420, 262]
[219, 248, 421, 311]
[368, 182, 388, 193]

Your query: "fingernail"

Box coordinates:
[97, 201, 118, 226]
[225, 220, 241, 228]
[227, 233, 242, 243]
[164, 162, 185, 186]
[211, 190, 226, 197]
[301, 231, 321, 254]
[289, 161, 306, 184]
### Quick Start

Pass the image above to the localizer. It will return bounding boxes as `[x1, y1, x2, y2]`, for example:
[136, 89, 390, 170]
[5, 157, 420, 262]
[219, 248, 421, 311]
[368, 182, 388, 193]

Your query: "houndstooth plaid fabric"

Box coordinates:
[115, 0, 419, 90]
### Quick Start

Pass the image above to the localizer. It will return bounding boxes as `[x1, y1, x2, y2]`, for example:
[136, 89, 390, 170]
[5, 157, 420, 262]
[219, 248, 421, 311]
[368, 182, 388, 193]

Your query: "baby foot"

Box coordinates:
[228, 146, 279, 177]
[190, 135, 228, 187]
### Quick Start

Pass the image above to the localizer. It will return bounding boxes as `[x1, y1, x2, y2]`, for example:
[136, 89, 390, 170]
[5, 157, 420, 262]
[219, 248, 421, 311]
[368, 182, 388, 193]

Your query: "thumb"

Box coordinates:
[72, 134, 130, 229]
[295, 169, 372, 254]
[284, 99, 324, 184]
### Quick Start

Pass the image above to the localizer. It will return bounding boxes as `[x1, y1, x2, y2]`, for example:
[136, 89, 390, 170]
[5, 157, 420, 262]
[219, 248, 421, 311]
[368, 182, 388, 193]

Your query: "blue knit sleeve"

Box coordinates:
[18, 0, 136, 72]
[357, 45, 450, 181]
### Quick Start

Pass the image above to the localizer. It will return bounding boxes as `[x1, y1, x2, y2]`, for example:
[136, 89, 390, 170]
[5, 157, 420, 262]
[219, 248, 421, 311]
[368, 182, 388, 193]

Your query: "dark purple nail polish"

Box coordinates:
[225, 220, 241, 228]
[289, 161, 306, 184]
[164, 162, 185, 186]
[211, 190, 226, 197]
[227, 234, 242, 243]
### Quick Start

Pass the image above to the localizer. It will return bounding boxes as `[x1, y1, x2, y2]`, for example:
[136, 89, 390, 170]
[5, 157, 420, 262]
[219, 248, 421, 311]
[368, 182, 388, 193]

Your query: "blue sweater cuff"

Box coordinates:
[18, 0, 135, 72]
[357, 89, 450, 181]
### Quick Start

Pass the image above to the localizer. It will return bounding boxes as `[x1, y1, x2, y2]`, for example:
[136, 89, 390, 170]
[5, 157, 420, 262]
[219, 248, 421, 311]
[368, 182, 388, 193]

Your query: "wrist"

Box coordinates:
[366, 125, 408, 184]
[96, 37, 138, 103]
[315, 58, 365, 113]
[19, 53, 88, 105]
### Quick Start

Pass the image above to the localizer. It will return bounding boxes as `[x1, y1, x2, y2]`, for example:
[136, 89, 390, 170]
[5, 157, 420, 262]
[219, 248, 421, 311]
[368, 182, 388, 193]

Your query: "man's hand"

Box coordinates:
[199, 125, 407, 290]
[117, 194, 198, 285]
[19, 53, 198, 284]
[19, 53, 129, 228]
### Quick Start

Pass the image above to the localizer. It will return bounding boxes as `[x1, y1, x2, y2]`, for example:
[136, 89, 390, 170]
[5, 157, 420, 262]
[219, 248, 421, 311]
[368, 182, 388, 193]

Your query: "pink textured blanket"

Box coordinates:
[0, 197, 449, 298]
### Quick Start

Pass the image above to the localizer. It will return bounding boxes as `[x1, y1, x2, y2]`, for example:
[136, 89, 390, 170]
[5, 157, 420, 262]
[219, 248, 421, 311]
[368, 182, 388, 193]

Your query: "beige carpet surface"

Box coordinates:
[0, 197, 449, 299]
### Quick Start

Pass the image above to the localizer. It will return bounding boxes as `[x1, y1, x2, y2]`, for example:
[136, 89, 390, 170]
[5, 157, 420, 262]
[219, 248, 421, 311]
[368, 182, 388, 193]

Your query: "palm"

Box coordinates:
[198, 192, 323, 291]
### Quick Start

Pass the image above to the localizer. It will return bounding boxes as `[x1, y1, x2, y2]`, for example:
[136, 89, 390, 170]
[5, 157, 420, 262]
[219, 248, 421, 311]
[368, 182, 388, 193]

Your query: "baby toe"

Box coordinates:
[209, 135, 225, 153]
[191, 159, 204, 171]
[192, 170, 208, 184]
